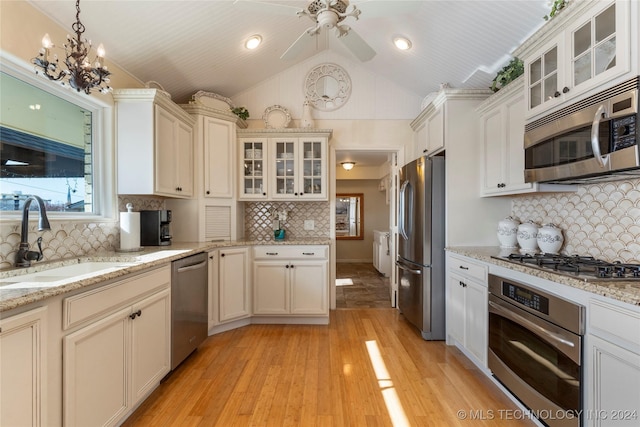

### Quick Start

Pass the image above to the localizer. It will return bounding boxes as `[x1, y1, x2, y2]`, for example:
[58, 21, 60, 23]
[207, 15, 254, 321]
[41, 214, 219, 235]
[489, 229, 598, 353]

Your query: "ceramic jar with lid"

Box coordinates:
[497, 216, 520, 248]
[517, 220, 539, 253]
[537, 223, 564, 254]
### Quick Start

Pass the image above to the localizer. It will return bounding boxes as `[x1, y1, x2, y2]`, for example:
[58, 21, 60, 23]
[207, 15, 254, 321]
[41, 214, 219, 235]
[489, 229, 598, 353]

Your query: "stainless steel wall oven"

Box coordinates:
[488, 274, 585, 427]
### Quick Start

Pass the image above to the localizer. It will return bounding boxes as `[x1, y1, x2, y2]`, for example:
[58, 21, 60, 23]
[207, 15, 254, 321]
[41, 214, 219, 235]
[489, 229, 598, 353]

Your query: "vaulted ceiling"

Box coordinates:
[29, 0, 549, 104]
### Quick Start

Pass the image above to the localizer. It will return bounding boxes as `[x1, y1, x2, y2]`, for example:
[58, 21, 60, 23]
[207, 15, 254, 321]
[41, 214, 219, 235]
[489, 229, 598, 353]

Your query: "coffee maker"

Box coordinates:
[140, 210, 172, 246]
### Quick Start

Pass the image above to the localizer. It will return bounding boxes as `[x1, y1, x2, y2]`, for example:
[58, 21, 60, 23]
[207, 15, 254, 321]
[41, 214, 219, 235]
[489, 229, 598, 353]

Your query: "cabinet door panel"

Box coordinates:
[219, 248, 250, 321]
[447, 272, 466, 344]
[253, 262, 289, 314]
[131, 289, 171, 403]
[205, 118, 234, 198]
[481, 109, 504, 192]
[290, 262, 327, 314]
[465, 281, 488, 365]
[64, 308, 130, 427]
[0, 307, 46, 427]
[155, 105, 178, 195]
[176, 120, 194, 196]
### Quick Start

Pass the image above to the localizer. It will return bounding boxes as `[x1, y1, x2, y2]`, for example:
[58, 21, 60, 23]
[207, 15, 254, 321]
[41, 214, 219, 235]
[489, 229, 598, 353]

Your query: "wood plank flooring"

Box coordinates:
[123, 309, 535, 427]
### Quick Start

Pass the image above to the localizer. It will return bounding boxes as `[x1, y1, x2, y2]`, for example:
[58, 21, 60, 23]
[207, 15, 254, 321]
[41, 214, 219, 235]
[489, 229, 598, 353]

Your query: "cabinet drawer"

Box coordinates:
[63, 266, 171, 330]
[589, 299, 640, 347]
[448, 254, 487, 282]
[253, 245, 328, 260]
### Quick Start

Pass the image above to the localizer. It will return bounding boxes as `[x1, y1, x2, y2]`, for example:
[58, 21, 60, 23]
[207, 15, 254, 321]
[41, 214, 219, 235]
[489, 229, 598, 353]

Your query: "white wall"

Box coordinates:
[232, 50, 423, 121]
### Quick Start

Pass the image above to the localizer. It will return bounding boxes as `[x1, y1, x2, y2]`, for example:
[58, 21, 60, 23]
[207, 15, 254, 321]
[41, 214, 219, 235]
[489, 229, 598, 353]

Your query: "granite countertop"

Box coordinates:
[0, 239, 332, 313]
[446, 246, 640, 307]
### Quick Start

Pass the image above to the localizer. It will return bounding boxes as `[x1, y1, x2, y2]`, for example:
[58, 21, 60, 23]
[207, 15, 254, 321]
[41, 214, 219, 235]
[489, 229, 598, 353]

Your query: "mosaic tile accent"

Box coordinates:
[0, 196, 165, 270]
[511, 179, 640, 263]
[245, 201, 330, 241]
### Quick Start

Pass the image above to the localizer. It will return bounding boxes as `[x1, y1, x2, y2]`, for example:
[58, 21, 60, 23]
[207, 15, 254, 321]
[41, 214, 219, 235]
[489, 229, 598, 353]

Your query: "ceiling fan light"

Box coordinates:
[393, 37, 412, 51]
[245, 35, 262, 50]
[341, 161, 356, 171]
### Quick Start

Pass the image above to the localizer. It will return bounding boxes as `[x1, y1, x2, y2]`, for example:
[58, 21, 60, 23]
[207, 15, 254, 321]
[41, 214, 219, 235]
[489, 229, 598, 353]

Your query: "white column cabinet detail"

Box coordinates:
[114, 89, 195, 198]
[62, 267, 171, 427]
[446, 254, 488, 368]
[410, 100, 445, 160]
[515, 0, 633, 121]
[237, 129, 332, 201]
[218, 247, 251, 322]
[208, 250, 220, 329]
[0, 306, 47, 427]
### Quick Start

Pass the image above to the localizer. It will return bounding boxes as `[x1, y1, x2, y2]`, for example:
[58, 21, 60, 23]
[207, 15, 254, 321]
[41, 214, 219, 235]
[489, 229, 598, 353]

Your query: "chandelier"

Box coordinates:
[32, 0, 112, 94]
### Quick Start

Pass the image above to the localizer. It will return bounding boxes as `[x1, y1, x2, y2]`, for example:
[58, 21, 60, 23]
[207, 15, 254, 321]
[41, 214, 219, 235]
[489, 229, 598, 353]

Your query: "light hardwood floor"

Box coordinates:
[123, 309, 535, 426]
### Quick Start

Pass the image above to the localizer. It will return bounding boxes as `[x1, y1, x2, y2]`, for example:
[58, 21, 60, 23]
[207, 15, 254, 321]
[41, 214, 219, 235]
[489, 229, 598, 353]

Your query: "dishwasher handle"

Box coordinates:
[176, 259, 207, 273]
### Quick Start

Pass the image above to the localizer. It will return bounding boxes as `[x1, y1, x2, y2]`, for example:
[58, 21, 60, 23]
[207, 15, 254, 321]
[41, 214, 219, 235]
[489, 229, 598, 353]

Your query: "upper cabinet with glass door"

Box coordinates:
[239, 138, 267, 199]
[237, 129, 331, 201]
[516, 0, 634, 121]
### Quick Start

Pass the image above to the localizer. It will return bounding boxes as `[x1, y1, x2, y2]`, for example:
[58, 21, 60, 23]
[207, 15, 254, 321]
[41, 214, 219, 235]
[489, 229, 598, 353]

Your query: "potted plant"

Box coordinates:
[231, 106, 250, 120]
[544, 0, 569, 21]
[490, 57, 524, 92]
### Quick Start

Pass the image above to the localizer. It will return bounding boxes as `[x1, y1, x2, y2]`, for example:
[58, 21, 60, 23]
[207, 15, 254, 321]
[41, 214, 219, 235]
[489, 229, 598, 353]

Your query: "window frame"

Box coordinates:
[0, 50, 116, 222]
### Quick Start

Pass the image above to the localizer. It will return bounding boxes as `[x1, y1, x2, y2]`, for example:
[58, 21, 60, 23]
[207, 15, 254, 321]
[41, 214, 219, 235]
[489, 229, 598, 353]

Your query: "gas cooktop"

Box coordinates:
[492, 253, 640, 282]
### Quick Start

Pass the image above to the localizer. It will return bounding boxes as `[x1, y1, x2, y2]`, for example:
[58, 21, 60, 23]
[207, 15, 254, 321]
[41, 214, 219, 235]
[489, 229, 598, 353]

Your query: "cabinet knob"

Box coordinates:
[459, 266, 469, 270]
[221, 253, 225, 257]
[459, 281, 467, 288]
[554, 91, 561, 98]
[423, 149, 427, 153]
[286, 264, 290, 268]
[263, 192, 267, 196]
[129, 309, 142, 319]
[562, 86, 570, 94]
[209, 256, 213, 260]
[294, 192, 298, 196]
[290, 264, 294, 268]
[206, 190, 210, 195]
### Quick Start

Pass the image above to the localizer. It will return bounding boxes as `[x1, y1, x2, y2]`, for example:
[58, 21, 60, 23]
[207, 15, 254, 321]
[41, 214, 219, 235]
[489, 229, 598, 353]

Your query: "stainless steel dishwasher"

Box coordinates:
[171, 252, 208, 370]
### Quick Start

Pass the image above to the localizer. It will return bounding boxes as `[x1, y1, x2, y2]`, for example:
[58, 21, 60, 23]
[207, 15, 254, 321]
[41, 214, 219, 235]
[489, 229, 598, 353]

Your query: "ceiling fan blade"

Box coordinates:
[338, 28, 376, 62]
[280, 29, 316, 60]
[233, 0, 302, 16]
[354, 1, 422, 18]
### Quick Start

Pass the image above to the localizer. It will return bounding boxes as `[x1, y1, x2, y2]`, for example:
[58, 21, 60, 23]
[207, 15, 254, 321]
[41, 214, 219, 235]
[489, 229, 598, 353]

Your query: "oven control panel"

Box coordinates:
[502, 282, 549, 315]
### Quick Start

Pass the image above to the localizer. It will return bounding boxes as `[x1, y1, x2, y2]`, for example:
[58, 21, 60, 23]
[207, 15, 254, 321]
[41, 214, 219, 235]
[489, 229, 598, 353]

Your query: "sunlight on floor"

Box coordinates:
[366, 340, 410, 427]
[335, 278, 354, 287]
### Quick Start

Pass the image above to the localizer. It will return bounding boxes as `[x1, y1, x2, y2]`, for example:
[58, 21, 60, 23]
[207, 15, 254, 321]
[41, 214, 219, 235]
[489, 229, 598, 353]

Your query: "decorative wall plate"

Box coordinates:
[304, 63, 351, 111]
[263, 105, 291, 128]
[190, 91, 235, 110]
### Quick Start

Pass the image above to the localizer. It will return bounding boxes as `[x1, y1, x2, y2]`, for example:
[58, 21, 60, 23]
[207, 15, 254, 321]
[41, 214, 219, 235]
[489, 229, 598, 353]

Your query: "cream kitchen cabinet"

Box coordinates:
[62, 266, 171, 427]
[207, 250, 220, 330]
[253, 246, 329, 318]
[114, 88, 196, 198]
[410, 100, 444, 159]
[237, 129, 332, 201]
[515, 0, 633, 121]
[218, 247, 251, 323]
[409, 88, 490, 165]
[446, 253, 488, 368]
[586, 299, 640, 427]
[167, 102, 242, 242]
[0, 306, 47, 427]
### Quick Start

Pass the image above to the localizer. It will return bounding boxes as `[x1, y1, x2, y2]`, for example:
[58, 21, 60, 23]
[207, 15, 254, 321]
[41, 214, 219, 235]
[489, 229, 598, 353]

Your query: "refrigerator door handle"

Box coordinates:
[398, 180, 411, 240]
[396, 261, 422, 275]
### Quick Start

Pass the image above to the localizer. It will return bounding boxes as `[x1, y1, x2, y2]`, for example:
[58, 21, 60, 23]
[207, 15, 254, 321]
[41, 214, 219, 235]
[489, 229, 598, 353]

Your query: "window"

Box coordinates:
[0, 53, 114, 219]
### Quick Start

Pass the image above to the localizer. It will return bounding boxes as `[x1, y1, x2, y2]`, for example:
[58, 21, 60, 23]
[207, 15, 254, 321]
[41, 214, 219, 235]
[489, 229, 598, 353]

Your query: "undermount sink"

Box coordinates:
[0, 261, 140, 288]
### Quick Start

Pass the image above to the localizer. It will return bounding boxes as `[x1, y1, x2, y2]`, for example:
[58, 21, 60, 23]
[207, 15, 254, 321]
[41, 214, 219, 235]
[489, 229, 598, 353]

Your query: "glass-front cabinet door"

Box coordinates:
[569, 1, 628, 90]
[240, 138, 267, 199]
[272, 138, 297, 199]
[300, 139, 326, 199]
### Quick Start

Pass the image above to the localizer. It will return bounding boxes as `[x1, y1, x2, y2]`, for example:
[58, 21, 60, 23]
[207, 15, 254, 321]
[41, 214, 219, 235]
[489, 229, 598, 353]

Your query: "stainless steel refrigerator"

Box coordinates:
[396, 155, 445, 340]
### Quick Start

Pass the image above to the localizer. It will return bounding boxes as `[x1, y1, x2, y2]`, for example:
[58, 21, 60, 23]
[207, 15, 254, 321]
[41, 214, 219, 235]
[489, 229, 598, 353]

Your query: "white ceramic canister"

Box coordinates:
[517, 220, 540, 254]
[497, 216, 520, 248]
[537, 223, 564, 254]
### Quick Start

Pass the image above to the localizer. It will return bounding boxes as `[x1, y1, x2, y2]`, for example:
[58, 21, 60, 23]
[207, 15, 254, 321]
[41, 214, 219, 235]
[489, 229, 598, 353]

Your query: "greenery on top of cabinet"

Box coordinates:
[490, 58, 524, 93]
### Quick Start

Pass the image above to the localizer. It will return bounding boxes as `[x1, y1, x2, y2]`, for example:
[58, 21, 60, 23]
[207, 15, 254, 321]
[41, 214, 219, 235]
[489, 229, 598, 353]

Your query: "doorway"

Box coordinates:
[331, 148, 399, 309]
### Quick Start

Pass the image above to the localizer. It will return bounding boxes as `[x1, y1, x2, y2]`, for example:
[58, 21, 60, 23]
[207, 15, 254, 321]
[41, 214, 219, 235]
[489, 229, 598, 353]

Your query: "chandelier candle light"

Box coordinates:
[32, 0, 112, 94]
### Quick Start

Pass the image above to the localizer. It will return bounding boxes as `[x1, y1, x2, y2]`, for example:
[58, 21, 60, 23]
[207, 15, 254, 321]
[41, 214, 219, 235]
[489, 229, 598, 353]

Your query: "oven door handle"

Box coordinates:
[489, 299, 580, 364]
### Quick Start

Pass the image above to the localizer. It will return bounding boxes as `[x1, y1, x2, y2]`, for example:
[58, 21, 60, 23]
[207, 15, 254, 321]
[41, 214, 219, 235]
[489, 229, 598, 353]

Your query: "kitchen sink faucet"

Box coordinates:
[15, 195, 51, 267]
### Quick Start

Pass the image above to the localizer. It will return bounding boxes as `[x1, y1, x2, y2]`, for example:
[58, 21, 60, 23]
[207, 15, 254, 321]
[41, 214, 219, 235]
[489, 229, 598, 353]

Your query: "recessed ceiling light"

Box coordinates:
[393, 37, 412, 51]
[245, 35, 262, 50]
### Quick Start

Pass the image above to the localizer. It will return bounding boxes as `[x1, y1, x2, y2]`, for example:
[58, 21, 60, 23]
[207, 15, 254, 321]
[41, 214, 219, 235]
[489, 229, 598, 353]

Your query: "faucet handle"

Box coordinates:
[35, 237, 44, 260]
[24, 237, 45, 262]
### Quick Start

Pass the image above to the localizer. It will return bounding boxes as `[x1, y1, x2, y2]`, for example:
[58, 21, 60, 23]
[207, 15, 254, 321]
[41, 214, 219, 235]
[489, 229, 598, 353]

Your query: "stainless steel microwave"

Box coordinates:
[524, 77, 639, 184]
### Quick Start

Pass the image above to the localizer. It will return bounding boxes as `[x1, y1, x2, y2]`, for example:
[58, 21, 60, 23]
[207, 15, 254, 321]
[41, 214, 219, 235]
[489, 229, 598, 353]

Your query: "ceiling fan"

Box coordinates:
[235, 0, 412, 62]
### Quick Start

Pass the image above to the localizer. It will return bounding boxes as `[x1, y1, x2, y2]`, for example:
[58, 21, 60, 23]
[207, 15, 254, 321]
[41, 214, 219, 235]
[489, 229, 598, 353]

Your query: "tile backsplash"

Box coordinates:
[244, 201, 330, 241]
[512, 179, 640, 262]
[0, 196, 164, 270]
